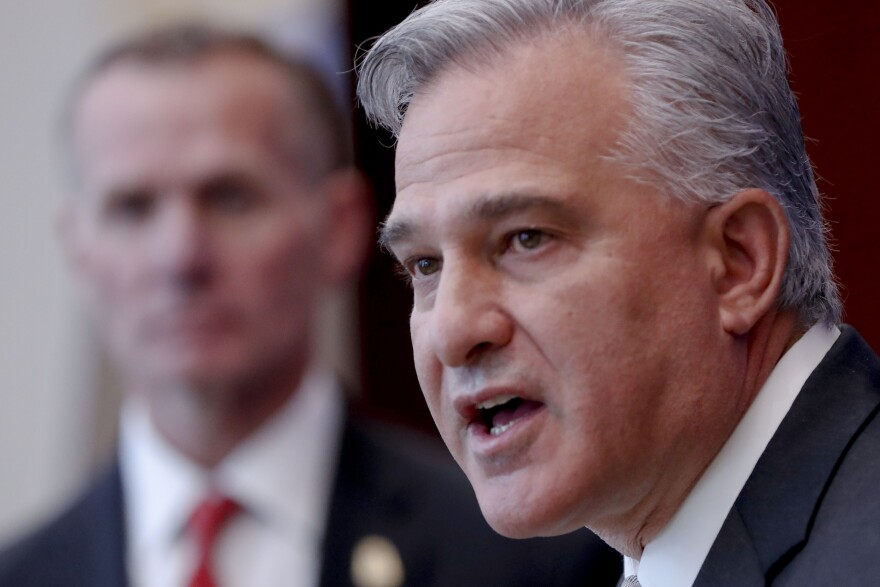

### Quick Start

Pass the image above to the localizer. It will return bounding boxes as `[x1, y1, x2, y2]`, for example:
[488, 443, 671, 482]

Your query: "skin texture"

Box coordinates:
[62, 52, 369, 467]
[384, 31, 797, 557]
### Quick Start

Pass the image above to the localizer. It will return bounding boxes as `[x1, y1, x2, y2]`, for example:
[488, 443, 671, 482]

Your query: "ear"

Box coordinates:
[317, 168, 374, 284]
[55, 201, 90, 286]
[704, 188, 789, 336]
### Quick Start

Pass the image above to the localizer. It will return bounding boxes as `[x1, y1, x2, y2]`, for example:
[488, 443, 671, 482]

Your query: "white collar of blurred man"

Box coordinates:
[120, 367, 344, 586]
[58, 36, 371, 469]
[359, 0, 841, 563]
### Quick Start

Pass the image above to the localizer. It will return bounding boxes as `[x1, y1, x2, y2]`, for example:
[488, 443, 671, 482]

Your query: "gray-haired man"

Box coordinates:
[358, 1, 880, 585]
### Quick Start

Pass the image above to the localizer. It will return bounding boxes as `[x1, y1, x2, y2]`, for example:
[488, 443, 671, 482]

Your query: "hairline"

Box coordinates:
[62, 27, 350, 191]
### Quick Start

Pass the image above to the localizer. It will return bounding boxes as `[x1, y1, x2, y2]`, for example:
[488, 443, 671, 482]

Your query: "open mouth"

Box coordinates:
[475, 394, 543, 437]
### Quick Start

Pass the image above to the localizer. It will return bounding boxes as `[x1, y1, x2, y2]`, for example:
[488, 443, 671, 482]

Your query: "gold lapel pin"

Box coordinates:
[350, 534, 405, 587]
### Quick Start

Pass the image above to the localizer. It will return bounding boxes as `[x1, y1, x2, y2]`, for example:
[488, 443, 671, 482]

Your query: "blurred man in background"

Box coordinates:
[0, 24, 620, 587]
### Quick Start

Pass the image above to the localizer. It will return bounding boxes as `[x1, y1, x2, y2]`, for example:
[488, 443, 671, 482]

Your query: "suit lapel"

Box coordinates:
[318, 412, 427, 587]
[35, 462, 129, 587]
[319, 414, 372, 587]
[80, 462, 130, 587]
[692, 507, 764, 586]
[696, 327, 880, 586]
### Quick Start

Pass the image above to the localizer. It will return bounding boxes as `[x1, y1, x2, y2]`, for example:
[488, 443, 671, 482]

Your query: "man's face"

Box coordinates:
[67, 54, 342, 393]
[386, 34, 738, 539]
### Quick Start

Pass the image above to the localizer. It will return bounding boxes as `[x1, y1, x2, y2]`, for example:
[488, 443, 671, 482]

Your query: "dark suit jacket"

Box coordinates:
[694, 326, 880, 586]
[0, 410, 621, 587]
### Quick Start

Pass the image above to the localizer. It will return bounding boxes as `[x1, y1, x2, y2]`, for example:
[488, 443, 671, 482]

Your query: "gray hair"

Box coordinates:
[357, 0, 841, 327]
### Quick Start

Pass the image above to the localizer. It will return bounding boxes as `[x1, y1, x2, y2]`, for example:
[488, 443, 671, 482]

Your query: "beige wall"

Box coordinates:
[0, 0, 345, 545]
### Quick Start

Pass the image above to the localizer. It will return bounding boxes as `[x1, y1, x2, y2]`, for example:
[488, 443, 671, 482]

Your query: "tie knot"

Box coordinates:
[189, 494, 239, 548]
[622, 575, 642, 587]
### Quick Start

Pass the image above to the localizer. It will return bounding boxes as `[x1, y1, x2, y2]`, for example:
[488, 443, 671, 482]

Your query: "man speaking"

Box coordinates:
[358, 0, 880, 585]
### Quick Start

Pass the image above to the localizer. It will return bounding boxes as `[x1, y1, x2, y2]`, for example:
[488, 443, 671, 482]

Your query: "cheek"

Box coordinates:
[409, 313, 439, 400]
[226, 230, 321, 305]
[80, 250, 153, 359]
[410, 311, 458, 442]
[544, 254, 714, 434]
[510, 262, 674, 421]
[85, 248, 148, 309]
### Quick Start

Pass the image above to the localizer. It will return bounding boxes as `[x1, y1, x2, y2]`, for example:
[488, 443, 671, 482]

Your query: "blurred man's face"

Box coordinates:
[67, 54, 337, 393]
[385, 33, 737, 540]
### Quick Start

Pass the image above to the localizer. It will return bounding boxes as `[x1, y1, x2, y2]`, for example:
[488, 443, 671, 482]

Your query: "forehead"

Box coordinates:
[389, 32, 630, 235]
[394, 30, 630, 196]
[72, 54, 299, 188]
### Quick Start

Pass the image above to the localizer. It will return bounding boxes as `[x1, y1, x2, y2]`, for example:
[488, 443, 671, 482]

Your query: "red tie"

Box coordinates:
[187, 495, 240, 587]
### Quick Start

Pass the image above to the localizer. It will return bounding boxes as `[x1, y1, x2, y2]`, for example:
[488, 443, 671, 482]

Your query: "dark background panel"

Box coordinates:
[348, 1, 880, 431]
[349, 1, 435, 431]
[774, 3, 880, 347]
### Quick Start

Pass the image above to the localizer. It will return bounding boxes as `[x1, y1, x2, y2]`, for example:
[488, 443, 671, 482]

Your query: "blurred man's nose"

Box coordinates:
[428, 260, 513, 368]
[152, 194, 213, 291]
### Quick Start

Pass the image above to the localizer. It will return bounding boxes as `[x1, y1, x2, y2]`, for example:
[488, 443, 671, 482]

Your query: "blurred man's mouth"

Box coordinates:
[145, 309, 235, 345]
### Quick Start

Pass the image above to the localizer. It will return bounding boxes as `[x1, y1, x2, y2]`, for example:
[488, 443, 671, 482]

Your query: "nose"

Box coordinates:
[427, 259, 513, 367]
[152, 196, 213, 290]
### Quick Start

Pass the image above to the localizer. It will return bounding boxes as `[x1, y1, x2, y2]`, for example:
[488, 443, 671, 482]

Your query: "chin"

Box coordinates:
[469, 457, 610, 540]
[478, 500, 570, 539]
[473, 479, 580, 540]
[158, 343, 243, 374]
[147, 355, 243, 390]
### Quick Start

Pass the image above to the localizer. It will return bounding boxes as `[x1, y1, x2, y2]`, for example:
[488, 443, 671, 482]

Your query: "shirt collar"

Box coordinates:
[624, 323, 840, 587]
[120, 366, 344, 555]
[216, 368, 344, 541]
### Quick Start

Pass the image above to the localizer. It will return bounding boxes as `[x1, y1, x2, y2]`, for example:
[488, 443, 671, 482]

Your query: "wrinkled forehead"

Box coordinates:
[384, 31, 636, 254]
[394, 29, 632, 193]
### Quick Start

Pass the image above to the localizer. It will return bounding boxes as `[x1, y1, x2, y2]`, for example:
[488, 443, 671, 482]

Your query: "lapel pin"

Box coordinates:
[350, 534, 405, 587]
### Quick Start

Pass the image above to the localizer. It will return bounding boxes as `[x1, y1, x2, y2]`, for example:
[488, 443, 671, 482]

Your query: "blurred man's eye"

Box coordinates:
[105, 190, 155, 223]
[201, 175, 259, 213]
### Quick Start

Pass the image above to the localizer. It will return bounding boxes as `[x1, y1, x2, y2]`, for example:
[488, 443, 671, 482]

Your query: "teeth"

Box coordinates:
[476, 394, 517, 410]
[490, 421, 516, 436]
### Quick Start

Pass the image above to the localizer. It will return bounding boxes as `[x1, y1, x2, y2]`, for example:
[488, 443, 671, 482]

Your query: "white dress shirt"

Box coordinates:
[623, 324, 840, 587]
[120, 367, 344, 587]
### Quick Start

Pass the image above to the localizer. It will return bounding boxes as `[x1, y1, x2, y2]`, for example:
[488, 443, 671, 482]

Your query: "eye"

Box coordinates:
[397, 256, 442, 280]
[105, 190, 155, 224]
[201, 175, 259, 213]
[414, 257, 441, 276]
[392, 256, 441, 288]
[510, 229, 546, 251]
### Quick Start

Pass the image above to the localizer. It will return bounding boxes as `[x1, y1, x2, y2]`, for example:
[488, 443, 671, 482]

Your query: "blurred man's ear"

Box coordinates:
[318, 168, 374, 285]
[704, 188, 790, 335]
[55, 202, 92, 293]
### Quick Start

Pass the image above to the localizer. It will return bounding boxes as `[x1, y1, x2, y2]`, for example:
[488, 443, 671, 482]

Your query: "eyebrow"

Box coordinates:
[379, 192, 572, 251]
[378, 218, 414, 252]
